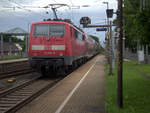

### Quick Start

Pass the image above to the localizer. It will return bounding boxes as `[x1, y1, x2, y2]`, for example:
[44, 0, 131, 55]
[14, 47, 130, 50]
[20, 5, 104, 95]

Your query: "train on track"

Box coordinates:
[28, 20, 99, 76]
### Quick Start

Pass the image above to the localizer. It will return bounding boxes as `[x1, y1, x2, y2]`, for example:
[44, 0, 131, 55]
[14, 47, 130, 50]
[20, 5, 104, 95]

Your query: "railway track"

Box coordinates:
[0, 68, 34, 80]
[0, 58, 80, 113]
[0, 61, 33, 79]
[0, 72, 41, 97]
[0, 72, 62, 113]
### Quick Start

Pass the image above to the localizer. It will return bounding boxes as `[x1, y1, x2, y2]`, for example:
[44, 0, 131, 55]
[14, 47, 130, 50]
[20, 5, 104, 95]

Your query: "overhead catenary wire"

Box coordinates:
[0, 0, 51, 31]
[66, 0, 79, 24]
[68, 0, 74, 6]
[68, 0, 75, 21]
[6, 0, 31, 12]
[4, 0, 50, 18]
[1, 6, 49, 20]
[52, 0, 58, 3]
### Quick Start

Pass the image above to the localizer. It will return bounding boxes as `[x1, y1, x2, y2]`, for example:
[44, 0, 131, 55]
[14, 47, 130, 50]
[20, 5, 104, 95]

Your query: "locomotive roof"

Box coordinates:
[32, 21, 69, 25]
[32, 21, 84, 33]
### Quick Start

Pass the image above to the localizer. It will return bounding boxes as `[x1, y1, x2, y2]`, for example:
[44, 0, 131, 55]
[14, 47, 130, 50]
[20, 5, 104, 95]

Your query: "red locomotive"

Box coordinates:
[28, 20, 99, 76]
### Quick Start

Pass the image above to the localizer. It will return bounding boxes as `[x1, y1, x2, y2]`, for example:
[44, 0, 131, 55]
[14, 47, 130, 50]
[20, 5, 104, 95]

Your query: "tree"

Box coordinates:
[1, 35, 25, 52]
[2, 35, 23, 42]
[123, 0, 150, 50]
[89, 35, 100, 44]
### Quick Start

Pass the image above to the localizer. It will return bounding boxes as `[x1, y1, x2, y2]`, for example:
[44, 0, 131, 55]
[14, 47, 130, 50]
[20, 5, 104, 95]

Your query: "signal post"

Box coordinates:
[80, 17, 114, 76]
[80, 1, 124, 107]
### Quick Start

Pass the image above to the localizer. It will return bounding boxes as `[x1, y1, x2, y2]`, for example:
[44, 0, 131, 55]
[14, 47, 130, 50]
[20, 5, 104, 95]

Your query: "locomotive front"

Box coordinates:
[28, 21, 70, 76]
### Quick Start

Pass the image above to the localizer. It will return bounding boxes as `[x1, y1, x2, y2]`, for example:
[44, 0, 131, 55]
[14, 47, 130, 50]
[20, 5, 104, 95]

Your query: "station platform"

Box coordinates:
[16, 55, 105, 113]
[0, 58, 28, 64]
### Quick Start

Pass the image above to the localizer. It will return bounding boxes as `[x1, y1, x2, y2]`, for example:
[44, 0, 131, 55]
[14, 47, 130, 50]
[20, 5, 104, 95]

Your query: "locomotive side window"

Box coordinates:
[74, 29, 78, 39]
[82, 35, 85, 41]
[73, 29, 85, 41]
[70, 27, 72, 37]
[33, 24, 48, 36]
[77, 32, 83, 40]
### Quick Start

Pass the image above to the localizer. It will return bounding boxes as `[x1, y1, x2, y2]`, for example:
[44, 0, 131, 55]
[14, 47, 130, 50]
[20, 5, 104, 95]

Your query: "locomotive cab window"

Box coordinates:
[33, 24, 65, 37]
[33, 24, 49, 36]
[49, 24, 65, 36]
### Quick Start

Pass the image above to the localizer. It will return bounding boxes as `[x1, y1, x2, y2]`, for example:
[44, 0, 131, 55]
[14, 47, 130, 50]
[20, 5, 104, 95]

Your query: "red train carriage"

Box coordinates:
[28, 21, 88, 76]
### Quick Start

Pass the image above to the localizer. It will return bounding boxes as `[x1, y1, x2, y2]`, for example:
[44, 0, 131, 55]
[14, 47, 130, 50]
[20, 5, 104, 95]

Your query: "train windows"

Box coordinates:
[82, 35, 85, 41]
[49, 24, 65, 36]
[74, 29, 78, 39]
[77, 32, 82, 40]
[70, 27, 72, 37]
[33, 24, 49, 36]
[73, 29, 85, 41]
[33, 24, 65, 37]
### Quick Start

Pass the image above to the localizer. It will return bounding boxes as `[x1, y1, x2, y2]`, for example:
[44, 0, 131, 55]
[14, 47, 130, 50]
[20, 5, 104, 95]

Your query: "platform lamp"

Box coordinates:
[103, 2, 114, 75]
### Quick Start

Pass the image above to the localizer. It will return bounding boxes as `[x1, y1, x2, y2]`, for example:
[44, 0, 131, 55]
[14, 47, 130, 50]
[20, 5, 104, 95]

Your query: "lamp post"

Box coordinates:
[103, 1, 109, 59]
[103, 2, 109, 28]
[72, 5, 90, 28]
[70, 5, 90, 9]
[103, 2, 109, 9]
[103, 2, 113, 75]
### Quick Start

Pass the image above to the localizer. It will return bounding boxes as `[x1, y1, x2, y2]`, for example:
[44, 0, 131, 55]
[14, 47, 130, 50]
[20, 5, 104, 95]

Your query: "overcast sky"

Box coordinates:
[0, 0, 117, 45]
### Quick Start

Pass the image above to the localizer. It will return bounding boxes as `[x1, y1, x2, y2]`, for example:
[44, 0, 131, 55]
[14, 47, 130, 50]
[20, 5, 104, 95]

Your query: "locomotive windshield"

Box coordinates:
[33, 24, 65, 36]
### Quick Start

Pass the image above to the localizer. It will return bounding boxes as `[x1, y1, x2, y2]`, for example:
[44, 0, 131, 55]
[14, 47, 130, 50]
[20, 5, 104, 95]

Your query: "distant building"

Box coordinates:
[0, 43, 22, 57]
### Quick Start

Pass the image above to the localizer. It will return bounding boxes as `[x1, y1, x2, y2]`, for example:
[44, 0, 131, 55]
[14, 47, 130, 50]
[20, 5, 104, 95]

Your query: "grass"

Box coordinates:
[135, 63, 150, 76]
[0, 56, 24, 61]
[105, 61, 150, 113]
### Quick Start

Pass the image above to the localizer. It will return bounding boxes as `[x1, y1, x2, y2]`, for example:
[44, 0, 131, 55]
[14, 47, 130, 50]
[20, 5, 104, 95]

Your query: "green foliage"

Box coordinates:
[2, 35, 25, 52]
[21, 38, 26, 52]
[123, 0, 150, 48]
[3, 35, 23, 42]
[135, 63, 150, 76]
[135, 9, 150, 44]
[89, 35, 100, 44]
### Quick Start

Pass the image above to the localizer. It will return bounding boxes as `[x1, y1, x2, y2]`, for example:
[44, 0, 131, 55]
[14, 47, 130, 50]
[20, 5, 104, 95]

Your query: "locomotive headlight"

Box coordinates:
[51, 45, 65, 50]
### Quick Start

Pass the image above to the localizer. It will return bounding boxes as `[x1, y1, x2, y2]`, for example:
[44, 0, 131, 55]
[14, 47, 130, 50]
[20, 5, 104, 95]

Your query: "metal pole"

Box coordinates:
[117, 0, 123, 108]
[25, 35, 28, 57]
[110, 21, 115, 69]
[112, 32, 115, 67]
[9, 37, 12, 56]
[123, 37, 125, 58]
[1, 35, 4, 60]
[107, 4, 113, 75]
[103, 2, 113, 75]
[108, 21, 113, 75]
